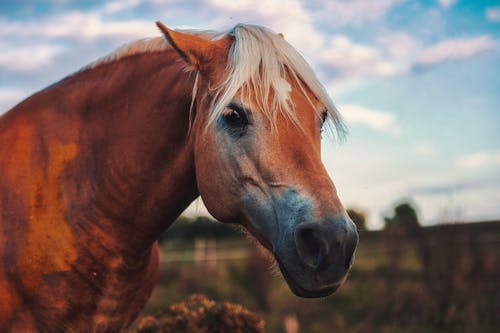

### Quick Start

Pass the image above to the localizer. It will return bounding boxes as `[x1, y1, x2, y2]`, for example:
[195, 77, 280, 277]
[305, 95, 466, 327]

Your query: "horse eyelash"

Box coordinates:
[227, 102, 246, 115]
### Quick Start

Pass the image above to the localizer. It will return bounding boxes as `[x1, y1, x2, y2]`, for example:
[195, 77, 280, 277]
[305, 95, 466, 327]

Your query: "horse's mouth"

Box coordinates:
[275, 256, 341, 298]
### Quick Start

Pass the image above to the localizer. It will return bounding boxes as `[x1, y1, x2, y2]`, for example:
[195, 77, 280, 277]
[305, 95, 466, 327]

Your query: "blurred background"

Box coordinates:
[132, 211, 498, 333]
[1, 1, 499, 332]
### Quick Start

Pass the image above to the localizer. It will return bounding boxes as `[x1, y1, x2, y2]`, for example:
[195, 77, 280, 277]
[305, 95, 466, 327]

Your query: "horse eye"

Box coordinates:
[223, 103, 248, 127]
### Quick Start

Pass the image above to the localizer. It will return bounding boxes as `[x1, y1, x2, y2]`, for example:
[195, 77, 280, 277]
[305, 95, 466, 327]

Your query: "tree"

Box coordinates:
[384, 201, 420, 231]
[384, 200, 431, 290]
[346, 208, 366, 231]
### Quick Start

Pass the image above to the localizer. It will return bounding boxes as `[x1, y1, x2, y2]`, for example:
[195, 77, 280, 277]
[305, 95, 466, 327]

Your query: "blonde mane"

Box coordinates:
[211, 24, 345, 138]
[82, 29, 216, 70]
[82, 24, 345, 138]
[82, 37, 169, 70]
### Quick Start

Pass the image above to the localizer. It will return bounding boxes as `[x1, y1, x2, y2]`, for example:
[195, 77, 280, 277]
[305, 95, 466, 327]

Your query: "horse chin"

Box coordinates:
[275, 256, 341, 298]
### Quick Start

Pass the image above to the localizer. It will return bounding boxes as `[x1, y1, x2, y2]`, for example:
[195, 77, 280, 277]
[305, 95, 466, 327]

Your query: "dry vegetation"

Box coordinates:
[127, 294, 264, 333]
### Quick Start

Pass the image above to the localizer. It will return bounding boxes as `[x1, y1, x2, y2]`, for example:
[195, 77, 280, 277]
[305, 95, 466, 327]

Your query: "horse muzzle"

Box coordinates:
[275, 216, 358, 298]
[240, 187, 359, 298]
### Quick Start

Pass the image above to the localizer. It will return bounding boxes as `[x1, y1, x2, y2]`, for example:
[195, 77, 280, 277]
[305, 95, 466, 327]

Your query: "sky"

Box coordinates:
[1, 0, 499, 229]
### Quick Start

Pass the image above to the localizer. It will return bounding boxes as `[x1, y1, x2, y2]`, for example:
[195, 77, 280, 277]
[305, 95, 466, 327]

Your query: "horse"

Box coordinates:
[0, 21, 358, 332]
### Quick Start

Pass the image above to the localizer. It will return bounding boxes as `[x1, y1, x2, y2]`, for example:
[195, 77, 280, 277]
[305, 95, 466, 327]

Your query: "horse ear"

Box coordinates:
[156, 21, 231, 74]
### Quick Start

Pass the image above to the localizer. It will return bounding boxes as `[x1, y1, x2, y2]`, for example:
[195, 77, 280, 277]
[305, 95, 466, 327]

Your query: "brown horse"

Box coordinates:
[0, 22, 358, 332]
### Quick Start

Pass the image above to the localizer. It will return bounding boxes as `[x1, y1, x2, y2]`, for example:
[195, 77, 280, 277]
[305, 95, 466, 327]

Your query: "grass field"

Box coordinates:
[137, 221, 500, 333]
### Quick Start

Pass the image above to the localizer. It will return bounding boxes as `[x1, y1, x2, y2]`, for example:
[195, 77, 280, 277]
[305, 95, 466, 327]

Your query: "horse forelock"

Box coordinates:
[209, 24, 346, 139]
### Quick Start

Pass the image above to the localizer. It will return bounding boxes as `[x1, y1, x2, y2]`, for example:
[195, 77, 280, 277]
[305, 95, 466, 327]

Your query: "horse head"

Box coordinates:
[157, 22, 358, 298]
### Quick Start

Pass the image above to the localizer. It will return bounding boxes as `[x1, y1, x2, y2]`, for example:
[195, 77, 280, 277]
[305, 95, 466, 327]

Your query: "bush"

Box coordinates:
[127, 294, 265, 333]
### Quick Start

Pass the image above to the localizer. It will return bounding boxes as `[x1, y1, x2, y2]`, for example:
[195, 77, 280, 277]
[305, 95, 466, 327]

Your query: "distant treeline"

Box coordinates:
[159, 209, 500, 243]
[158, 216, 245, 243]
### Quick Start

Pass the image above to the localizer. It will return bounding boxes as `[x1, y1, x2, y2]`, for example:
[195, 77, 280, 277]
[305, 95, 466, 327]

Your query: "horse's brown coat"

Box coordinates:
[0, 48, 200, 332]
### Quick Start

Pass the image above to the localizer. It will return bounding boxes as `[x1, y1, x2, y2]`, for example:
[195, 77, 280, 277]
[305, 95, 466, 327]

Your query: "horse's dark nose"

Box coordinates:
[295, 219, 358, 272]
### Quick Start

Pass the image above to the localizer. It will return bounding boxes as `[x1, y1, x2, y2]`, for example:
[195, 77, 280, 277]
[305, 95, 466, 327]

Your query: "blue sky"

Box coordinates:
[1, 0, 499, 228]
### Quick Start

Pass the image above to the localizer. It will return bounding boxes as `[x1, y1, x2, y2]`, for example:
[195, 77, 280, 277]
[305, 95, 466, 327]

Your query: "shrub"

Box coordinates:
[127, 294, 265, 333]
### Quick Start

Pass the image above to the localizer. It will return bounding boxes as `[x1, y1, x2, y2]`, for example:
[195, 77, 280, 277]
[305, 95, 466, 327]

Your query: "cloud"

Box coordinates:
[0, 42, 64, 71]
[378, 32, 420, 58]
[409, 177, 500, 196]
[340, 104, 401, 136]
[313, 0, 403, 26]
[101, 0, 142, 14]
[319, 32, 497, 83]
[456, 151, 500, 169]
[416, 35, 496, 66]
[319, 35, 406, 79]
[319, 31, 497, 84]
[0, 13, 158, 41]
[436, 0, 456, 9]
[416, 143, 433, 156]
[486, 7, 500, 23]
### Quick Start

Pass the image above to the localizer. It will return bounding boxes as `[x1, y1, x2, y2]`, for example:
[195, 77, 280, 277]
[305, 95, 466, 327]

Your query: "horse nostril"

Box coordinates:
[295, 225, 327, 270]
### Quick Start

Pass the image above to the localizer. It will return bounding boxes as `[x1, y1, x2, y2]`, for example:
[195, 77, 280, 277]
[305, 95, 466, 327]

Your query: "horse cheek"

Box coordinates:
[195, 134, 239, 222]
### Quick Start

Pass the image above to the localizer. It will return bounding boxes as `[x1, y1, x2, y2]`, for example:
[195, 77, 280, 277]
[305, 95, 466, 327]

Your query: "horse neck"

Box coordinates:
[32, 51, 199, 255]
